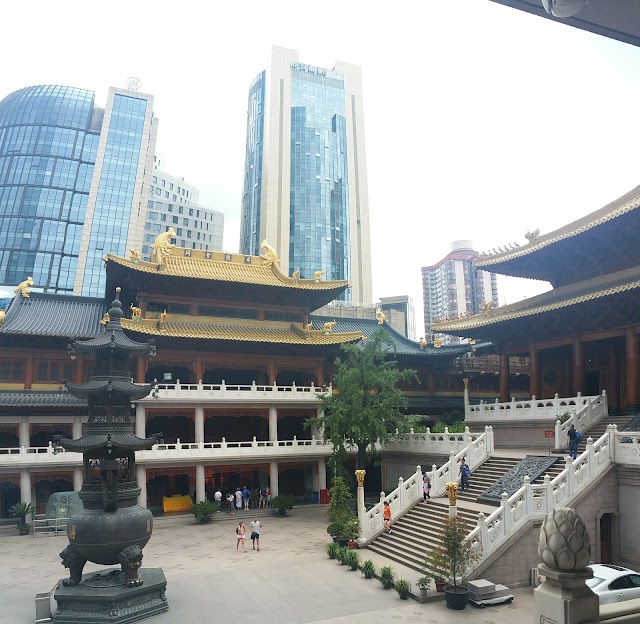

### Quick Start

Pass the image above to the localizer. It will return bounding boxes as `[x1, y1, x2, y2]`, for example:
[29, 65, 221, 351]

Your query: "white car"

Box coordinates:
[586, 564, 640, 604]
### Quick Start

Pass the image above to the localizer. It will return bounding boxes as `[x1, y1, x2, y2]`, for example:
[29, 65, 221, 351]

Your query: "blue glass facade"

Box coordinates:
[0, 85, 98, 292]
[289, 68, 350, 294]
[239, 71, 265, 256]
[81, 94, 148, 296]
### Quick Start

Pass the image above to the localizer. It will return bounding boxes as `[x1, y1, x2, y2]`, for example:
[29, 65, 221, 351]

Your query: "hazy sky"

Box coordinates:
[2, 1, 640, 330]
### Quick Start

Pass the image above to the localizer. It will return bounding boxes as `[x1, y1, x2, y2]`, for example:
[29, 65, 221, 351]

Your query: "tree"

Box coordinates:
[318, 329, 418, 469]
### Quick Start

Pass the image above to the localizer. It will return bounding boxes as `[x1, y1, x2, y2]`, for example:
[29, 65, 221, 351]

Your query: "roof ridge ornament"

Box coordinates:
[151, 228, 176, 266]
[260, 239, 280, 267]
[14, 276, 34, 298]
[525, 228, 540, 244]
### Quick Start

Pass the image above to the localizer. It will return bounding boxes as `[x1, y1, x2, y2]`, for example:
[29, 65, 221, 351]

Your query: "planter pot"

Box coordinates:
[277, 509, 287, 516]
[336, 539, 348, 548]
[444, 585, 470, 610]
[17, 524, 31, 536]
[435, 581, 446, 593]
[419, 587, 428, 599]
[347, 540, 356, 550]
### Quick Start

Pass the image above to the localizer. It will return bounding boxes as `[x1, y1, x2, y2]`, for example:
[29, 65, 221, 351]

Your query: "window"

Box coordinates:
[160, 213, 167, 222]
[161, 179, 166, 187]
[183, 218, 188, 226]
[170, 183, 174, 190]
[148, 212, 158, 220]
[152, 176, 157, 183]
[172, 216, 178, 224]
[168, 204, 173, 212]
[188, 208, 193, 216]
[179, 207, 183, 214]
[176, 228, 183, 236]
[155, 188, 161, 196]
[177, 186, 181, 194]
[36, 361, 72, 382]
[187, 230, 192, 238]
[0, 360, 24, 381]
[172, 194, 177, 201]
[164, 191, 169, 198]
[196, 210, 200, 218]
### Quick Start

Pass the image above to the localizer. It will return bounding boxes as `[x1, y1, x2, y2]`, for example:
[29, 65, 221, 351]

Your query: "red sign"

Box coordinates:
[544, 431, 554, 439]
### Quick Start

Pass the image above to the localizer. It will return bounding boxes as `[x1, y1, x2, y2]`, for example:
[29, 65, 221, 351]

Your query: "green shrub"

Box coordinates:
[336, 546, 349, 565]
[416, 576, 431, 590]
[344, 550, 359, 571]
[395, 579, 411, 599]
[191, 500, 218, 524]
[361, 559, 376, 579]
[270, 495, 295, 516]
[379, 565, 395, 589]
[327, 542, 340, 560]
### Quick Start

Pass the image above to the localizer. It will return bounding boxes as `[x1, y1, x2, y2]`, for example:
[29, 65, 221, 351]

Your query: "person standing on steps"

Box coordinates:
[227, 492, 235, 515]
[459, 457, 470, 491]
[214, 487, 222, 511]
[250, 516, 262, 551]
[567, 424, 579, 460]
[422, 471, 431, 502]
[235, 487, 243, 511]
[383, 501, 392, 534]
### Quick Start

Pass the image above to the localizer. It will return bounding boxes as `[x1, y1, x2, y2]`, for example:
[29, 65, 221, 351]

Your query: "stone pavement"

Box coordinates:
[0, 505, 534, 623]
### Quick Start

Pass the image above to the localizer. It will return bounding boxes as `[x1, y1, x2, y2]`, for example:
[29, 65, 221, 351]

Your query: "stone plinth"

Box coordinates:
[534, 564, 599, 624]
[53, 568, 168, 624]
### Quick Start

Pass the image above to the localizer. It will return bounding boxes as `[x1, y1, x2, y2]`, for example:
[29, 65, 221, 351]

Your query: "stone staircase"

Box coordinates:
[365, 499, 481, 573]
[576, 415, 633, 454]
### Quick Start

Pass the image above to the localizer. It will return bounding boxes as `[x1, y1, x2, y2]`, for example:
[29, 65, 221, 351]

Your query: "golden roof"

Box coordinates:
[106, 250, 350, 291]
[122, 314, 364, 345]
[433, 265, 640, 333]
[475, 184, 640, 268]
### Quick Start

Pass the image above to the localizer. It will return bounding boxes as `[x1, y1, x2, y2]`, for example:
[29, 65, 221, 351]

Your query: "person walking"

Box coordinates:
[214, 487, 222, 510]
[259, 485, 267, 509]
[383, 501, 392, 534]
[459, 457, 470, 491]
[567, 424, 579, 460]
[422, 471, 431, 502]
[235, 487, 243, 511]
[235, 521, 246, 552]
[250, 516, 262, 551]
[227, 492, 235, 515]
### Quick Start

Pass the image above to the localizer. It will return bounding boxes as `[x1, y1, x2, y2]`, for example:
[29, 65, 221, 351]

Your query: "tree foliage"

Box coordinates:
[318, 329, 418, 469]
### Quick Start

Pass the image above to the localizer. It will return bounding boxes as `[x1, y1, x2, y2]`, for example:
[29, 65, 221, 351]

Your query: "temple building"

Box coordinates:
[0, 243, 500, 518]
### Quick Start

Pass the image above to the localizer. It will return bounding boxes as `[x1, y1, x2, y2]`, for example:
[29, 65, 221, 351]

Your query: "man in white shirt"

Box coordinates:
[214, 488, 222, 510]
[250, 516, 263, 551]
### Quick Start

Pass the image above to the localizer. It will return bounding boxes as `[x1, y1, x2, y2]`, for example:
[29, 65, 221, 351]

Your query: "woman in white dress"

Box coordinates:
[235, 487, 243, 510]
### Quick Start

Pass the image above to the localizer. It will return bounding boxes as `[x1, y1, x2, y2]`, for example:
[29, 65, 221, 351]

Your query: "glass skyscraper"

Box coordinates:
[239, 47, 373, 305]
[0, 85, 157, 297]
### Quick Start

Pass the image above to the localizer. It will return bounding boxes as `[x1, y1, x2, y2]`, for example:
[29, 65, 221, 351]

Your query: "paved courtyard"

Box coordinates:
[0, 505, 534, 623]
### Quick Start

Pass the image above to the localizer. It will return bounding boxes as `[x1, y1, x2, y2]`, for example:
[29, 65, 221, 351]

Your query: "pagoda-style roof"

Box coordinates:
[0, 293, 105, 337]
[432, 264, 640, 344]
[58, 432, 159, 453]
[66, 379, 153, 401]
[474, 184, 640, 287]
[122, 315, 364, 346]
[0, 391, 86, 408]
[105, 250, 350, 310]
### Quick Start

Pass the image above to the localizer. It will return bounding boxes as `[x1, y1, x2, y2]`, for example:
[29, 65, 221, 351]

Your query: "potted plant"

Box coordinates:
[270, 494, 294, 516]
[190, 500, 218, 524]
[10, 502, 32, 536]
[416, 576, 431, 599]
[327, 541, 340, 560]
[326, 476, 357, 546]
[344, 549, 359, 571]
[379, 565, 395, 589]
[431, 515, 481, 610]
[395, 579, 411, 600]
[336, 546, 349, 565]
[361, 559, 376, 579]
[424, 547, 448, 592]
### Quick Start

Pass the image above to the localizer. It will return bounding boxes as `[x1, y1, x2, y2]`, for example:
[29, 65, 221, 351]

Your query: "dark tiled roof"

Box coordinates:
[0, 293, 105, 338]
[0, 391, 86, 408]
[59, 433, 157, 452]
[309, 315, 489, 357]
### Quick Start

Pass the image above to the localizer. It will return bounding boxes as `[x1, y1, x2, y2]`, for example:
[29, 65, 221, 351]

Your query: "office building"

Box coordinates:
[240, 46, 373, 304]
[422, 240, 498, 344]
[143, 168, 224, 260]
[0, 85, 157, 297]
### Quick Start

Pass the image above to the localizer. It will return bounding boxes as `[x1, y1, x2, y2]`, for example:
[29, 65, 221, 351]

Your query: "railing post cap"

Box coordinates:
[555, 393, 559, 398]
[478, 511, 485, 521]
[523, 475, 530, 483]
[501, 492, 508, 501]
[449, 450, 455, 457]
[532, 395, 536, 400]
[586, 437, 593, 445]
[416, 465, 422, 474]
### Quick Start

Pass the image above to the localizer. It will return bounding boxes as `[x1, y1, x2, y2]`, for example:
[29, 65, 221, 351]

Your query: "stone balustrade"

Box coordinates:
[383, 427, 483, 456]
[466, 392, 601, 421]
[465, 425, 617, 571]
[613, 431, 640, 465]
[139, 381, 330, 404]
[554, 391, 608, 449]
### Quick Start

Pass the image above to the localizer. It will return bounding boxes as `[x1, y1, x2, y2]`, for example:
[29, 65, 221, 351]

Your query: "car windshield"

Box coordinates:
[586, 576, 605, 588]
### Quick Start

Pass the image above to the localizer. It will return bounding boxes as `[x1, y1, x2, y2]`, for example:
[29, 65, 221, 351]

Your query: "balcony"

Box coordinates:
[140, 382, 330, 405]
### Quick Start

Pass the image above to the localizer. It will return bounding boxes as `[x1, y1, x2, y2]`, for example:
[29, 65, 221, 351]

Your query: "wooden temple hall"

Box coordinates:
[0, 243, 502, 517]
[434, 183, 640, 416]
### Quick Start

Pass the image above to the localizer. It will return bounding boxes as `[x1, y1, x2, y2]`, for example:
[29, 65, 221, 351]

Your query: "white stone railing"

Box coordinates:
[361, 427, 494, 543]
[140, 381, 330, 404]
[0, 436, 340, 467]
[382, 427, 483, 456]
[466, 392, 600, 421]
[554, 391, 608, 449]
[465, 425, 616, 571]
[613, 431, 640, 465]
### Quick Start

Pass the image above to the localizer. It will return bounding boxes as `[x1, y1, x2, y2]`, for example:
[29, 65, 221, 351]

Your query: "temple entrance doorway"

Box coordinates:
[585, 371, 600, 397]
[0, 431, 18, 449]
[147, 473, 191, 510]
[30, 428, 70, 448]
[0, 482, 19, 519]
[279, 467, 305, 498]
[204, 414, 267, 442]
[276, 370, 315, 386]
[600, 513, 613, 564]
[146, 414, 194, 444]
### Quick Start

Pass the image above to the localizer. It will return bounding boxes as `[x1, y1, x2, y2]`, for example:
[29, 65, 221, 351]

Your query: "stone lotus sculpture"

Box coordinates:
[538, 507, 590, 572]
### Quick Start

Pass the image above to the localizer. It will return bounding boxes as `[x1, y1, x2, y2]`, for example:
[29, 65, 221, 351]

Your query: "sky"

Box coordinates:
[2, 0, 640, 330]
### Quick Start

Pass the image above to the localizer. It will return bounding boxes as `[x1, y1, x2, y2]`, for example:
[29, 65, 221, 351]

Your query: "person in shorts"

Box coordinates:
[227, 493, 235, 514]
[214, 488, 222, 510]
[383, 501, 392, 534]
[250, 516, 262, 551]
[259, 486, 267, 509]
[235, 521, 246, 553]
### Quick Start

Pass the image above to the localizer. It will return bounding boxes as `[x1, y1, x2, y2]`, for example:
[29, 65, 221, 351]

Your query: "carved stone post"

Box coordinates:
[535, 507, 598, 624]
[355, 469, 366, 545]
[463, 377, 470, 419]
[445, 482, 458, 517]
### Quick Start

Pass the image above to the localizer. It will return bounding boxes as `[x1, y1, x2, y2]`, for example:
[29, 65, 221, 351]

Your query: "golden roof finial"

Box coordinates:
[260, 239, 280, 267]
[14, 276, 34, 298]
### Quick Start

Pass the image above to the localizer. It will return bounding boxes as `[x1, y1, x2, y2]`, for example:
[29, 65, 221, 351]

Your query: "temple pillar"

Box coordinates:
[318, 457, 327, 491]
[73, 467, 83, 491]
[312, 464, 319, 493]
[499, 352, 510, 402]
[136, 357, 147, 384]
[426, 369, 434, 393]
[19, 419, 29, 447]
[529, 342, 539, 398]
[195, 464, 206, 503]
[316, 365, 324, 387]
[137, 465, 147, 507]
[195, 405, 204, 444]
[19, 469, 31, 506]
[625, 327, 640, 413]
[195, 357, 204, 383]
[268, 406, 278, 441]
[608, 345, 620, 412]
[24, 355, 34, 390]
[572, 337, 584, 395]
[268, 363, 277, 385]
[76, 356, 85, 384]
[135, 404, 146, 438]
[72, 418, 83, 440]
[269, 460, 279, 497]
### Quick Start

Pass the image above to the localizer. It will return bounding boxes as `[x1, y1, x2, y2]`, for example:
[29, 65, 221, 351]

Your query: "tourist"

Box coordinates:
[459, 457, 470, 491]
[250, 516, 262, 551]
[383, 501, 392, 534]
[214, 487, 222, 510]
[266, 486, 271, 506]
[236, 520, 246, 552]
[567, 424, 579, 460]
[235, 487, 243, 511]
[242, 485, 250, 510]
[259, 485, 267, 509]
[227, 493, 235, 514]
[422, 471, 431, 502]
